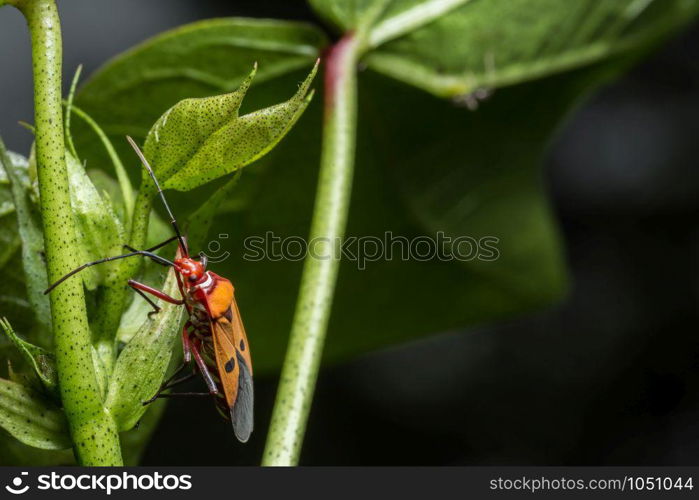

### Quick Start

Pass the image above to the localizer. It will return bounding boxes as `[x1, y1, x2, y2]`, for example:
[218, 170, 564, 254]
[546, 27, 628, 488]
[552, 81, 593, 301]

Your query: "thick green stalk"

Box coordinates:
[12, 0, 122, 465]
[262, 34, 359, 466]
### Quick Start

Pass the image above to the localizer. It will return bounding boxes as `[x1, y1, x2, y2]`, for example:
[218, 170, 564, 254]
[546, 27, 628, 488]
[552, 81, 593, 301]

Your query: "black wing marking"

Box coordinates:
[231, 350, 254, 443]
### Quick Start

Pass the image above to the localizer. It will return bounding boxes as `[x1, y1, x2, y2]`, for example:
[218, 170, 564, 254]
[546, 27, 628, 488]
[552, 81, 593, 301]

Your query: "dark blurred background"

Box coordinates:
[1, 1, 698, 465]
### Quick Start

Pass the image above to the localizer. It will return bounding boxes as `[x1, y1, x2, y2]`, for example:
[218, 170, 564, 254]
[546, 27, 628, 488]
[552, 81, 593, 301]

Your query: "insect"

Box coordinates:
[44, 136, 253, 442]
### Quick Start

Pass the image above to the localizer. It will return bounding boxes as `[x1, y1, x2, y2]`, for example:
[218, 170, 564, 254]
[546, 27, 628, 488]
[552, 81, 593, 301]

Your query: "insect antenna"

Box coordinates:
[44, 251, 175, 294]
[126, 136, 189, 256]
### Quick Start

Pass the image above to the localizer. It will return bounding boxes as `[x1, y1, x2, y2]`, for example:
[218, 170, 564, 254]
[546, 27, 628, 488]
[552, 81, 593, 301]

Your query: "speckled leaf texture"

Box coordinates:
[105, 269, 184, 431]
[72, 4, 699, 374]
[143, 63, 317, 192]
[74, 18, 327, 166]
[0, 378, 70, 450]
[65, 150, 124, 290]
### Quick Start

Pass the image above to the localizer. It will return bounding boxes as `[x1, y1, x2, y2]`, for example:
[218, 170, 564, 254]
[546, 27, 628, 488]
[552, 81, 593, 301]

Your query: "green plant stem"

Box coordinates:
[12, 0, 122, 465]
[262, 34, 359, 466]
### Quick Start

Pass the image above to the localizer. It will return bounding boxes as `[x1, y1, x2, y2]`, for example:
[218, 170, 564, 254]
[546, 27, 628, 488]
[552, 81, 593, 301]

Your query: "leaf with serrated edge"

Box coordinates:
[143, 62, 317, 192]
[73, 18, 326, 173]
[143, 67, 255, 185]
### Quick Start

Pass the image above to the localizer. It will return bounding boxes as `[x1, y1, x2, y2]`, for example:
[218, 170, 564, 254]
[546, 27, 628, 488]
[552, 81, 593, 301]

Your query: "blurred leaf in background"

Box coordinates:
[0, 150, 36, 339]
[74, 17, 327, 166]
[69, 1, 699, 374]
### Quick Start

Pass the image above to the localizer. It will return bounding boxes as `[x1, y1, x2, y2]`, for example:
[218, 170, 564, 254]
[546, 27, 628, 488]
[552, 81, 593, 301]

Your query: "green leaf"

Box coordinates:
[74, 18, 326, 169]
[0, 138, 50, 335]
[0, 254, 33, 340]
[168, 61, 621, 373]
[366, 0, 474, 48]
[72, 7, 696, 374]
[185, 170, 242, 249]
[113, 210, 173, 347]
[142, 62, 317, 192]
[91, 345, 109, 400]
[6, 359, 28, 386]
[361, 0, 699, 96]
[105, 268, 184, 431]
[309, 0, 471, 44]
[0, 153, 21, 270]
[0, 318, 58, 398]
[0, 153, 35, 339]
[0, 378, 70, 450]
[114, 260, 168, 346]
[66, 150, 125, 290]
[0, 435, 74, 466]
[86, 168, 128, 224]
[70, 104, 135, 223]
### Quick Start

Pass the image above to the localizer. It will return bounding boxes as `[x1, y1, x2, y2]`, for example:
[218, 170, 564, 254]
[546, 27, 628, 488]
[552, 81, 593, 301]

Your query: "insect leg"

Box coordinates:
[131, 287, 161, 317]
[182, 323, 192, 363]
[149, 392, 211, 399]
[142, 369, 198, 406]
[159, 360, 191, 389]
[161, 372, 198, 391]
[143, 388, 211, 405]
[128, 280, 183, 305]
[142, 336, 220, 405]
[190, 340, 219, 395]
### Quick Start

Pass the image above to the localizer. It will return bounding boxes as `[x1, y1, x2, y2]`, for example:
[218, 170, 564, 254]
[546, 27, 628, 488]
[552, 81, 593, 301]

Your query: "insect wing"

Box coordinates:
[212, 319, 240, 404]
[211, 297, 253, 442]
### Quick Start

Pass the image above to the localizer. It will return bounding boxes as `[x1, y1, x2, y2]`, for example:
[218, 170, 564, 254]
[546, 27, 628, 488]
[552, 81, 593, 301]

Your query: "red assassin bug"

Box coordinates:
[44, 136, 253, 442]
